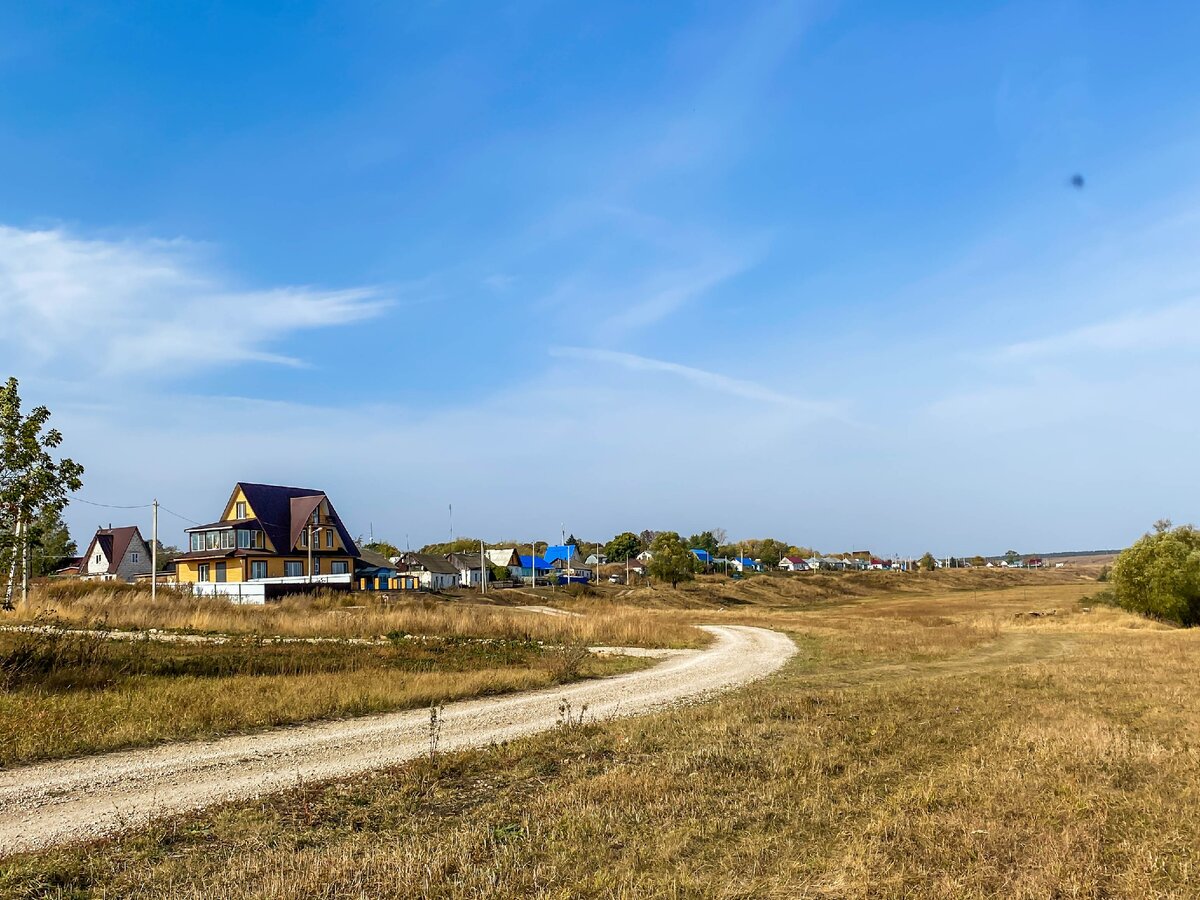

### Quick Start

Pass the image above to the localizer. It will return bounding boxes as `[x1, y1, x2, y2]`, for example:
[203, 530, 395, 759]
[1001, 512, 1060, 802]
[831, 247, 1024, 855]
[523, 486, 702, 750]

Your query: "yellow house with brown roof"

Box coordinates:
[173, 482, 358, 585]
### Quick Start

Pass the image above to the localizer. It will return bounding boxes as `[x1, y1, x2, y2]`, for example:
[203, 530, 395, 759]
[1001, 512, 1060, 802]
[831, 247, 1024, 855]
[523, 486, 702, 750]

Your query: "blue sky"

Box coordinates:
[2, 0, 1198, 556]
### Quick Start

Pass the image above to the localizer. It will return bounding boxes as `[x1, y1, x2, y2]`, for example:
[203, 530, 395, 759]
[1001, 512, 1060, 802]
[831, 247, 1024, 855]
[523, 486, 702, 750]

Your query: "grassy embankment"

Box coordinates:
[8, 569, 1200, 898]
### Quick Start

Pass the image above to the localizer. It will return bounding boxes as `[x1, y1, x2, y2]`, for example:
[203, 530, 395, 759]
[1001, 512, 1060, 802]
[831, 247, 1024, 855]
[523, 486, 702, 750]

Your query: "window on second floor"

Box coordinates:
[94, 553, 102, 564]
[132, 552, 139, 563]
[300, 529, 308, 549]
[326, 528, 334, 548]
[235, 501, 247, 520]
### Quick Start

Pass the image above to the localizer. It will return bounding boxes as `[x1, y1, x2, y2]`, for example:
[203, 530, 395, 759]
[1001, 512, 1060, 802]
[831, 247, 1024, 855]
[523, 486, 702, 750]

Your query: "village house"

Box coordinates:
[397, 552, 460, 591]
[173, 482, 358, 586]
[728, 556, 759, 573]
[354, 547, 419, 592]
[447, 552, 486, 587]
[544, 544, 592, 581]
[77, 526, 152, 582]
[779, 555, 810, 573]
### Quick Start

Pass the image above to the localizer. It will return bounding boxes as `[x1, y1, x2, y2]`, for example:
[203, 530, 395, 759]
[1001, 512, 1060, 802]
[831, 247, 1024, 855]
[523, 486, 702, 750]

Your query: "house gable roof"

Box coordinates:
[400, 552, 459, 575]
[544, 544, 582, 564]
[356, 547, 397, 571]
[448, 553, 484, 570]
[81, 526, 145, 575]
[226, 483, 359, 558]
[486, 548, 520, 567]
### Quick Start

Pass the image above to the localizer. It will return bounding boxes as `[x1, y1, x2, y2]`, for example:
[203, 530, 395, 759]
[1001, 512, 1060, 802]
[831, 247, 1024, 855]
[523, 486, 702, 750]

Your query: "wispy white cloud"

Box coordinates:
[600, 256, 753, 334]
[550, 345, 836, 416]
[0, 225, 390, 377]
[997, 299, 1200, 361]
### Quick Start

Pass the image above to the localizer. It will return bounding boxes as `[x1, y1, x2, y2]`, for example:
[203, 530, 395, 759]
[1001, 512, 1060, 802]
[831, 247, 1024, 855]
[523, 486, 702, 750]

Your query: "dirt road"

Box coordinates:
[0, 624, 794, 854]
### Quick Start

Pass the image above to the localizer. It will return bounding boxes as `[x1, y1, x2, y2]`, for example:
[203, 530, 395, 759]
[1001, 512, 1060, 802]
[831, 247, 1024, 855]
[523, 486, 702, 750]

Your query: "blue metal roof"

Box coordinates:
[544, 544, 581, 564]
[518, 555, 553, 570]
[690, 549, 712, 562]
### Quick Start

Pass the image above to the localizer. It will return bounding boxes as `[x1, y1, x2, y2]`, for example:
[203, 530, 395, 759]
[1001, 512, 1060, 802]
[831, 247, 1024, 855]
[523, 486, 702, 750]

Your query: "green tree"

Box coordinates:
[1, 378, 84, 608]
[420, 538, 486, 556]
[918, 552, 937, 572]
[154, 543, 182, 573]
[687, 531, 720, 558]
[363, 540, 401, 559]
[1111, 523, 1200, 626]
[1004, 549, 1020, 565]
[758, 538, 786, 568]
[604, 531, 642, 562]
[26, 504, 75, 577]
[971, 555, 986, 567]
[647, 531, 698, 588]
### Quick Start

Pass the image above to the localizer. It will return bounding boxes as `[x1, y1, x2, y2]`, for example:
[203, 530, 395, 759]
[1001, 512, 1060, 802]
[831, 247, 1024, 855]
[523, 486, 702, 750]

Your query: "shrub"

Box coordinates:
[0, 621, 120, 691]
[1110, 523, 1200, 626]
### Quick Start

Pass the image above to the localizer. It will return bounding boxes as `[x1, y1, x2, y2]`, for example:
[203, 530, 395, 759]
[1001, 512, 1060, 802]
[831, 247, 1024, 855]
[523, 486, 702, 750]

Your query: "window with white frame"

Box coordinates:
[198, 563, 210, 582]
[300, 529, 308, 548]
[236, 501, 247, 519]
[285, 560, 303, 578]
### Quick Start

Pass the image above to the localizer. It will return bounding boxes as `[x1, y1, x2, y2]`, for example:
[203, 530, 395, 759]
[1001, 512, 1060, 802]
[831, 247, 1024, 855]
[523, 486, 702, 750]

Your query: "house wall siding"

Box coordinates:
[115, 536, 153, 581]
[83, 544, 110, 577]
[176, 555, 354, 583]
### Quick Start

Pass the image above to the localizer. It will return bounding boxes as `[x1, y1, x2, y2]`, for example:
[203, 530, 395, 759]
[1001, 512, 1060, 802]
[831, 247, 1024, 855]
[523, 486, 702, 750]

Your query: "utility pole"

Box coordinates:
[480, 539, 486, 595]
[151, 499, 158, 603]
[307, 522, 319, 585]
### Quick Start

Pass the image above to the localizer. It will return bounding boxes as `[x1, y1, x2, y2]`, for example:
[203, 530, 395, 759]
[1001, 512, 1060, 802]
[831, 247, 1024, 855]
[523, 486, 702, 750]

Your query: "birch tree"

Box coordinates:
[1, 378, 84, 608]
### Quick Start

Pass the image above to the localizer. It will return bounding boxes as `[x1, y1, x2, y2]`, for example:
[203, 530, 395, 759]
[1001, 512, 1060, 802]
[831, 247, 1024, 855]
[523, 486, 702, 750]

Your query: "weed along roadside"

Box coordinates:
[0, 625, 794, 854]
[0, 622, 654, 766]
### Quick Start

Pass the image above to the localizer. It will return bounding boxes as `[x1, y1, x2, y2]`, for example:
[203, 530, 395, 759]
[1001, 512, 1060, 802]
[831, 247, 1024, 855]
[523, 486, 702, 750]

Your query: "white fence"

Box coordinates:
[187, 573, 353, 605]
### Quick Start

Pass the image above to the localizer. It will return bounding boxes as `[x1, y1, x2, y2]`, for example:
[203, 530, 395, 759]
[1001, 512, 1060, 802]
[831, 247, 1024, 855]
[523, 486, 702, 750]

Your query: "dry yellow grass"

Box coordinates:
[12, 582, 703, 648]
[9, 572, 1200, 898]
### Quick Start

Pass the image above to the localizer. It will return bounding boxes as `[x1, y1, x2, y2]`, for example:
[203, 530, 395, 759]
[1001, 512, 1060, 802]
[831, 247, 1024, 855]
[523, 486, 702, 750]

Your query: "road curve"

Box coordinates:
[0, 625, 794, 854]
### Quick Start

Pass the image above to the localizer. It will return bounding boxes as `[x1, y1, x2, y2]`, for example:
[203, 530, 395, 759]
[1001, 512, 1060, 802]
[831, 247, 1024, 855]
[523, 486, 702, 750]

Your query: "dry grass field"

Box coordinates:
[5, 569, 1200, 898]
[12, 581, 701, 648]
[0, 617, 647, 767]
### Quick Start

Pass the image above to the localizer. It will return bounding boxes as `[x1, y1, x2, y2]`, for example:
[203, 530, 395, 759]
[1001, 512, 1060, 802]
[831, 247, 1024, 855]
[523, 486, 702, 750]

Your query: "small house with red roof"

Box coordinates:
[779, 556, 811, 573]
[79, 526, 153, 582]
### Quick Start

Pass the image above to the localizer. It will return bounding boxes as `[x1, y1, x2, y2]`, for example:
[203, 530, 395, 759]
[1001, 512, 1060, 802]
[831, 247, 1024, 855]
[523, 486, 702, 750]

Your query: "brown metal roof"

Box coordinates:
[80, 526, 145, 575]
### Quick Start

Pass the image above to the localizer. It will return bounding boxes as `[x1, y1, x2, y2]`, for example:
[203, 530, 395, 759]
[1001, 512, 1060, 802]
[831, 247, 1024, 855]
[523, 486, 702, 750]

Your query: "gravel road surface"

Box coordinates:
[0, 624, 794, 854]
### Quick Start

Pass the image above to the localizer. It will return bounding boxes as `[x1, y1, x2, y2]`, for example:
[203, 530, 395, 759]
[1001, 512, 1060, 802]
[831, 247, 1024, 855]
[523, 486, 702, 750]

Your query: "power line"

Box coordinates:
[71, 495, 203, 527]
[71, 496, 152, 510]
[156, 505, 203, 527]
